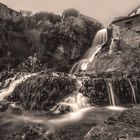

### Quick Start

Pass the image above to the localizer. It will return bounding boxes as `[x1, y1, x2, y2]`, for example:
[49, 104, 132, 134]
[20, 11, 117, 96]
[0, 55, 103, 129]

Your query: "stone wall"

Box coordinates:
[112, 15, 140, 33]
[111, 24, 140, 49]
[0, 3, 22, 22]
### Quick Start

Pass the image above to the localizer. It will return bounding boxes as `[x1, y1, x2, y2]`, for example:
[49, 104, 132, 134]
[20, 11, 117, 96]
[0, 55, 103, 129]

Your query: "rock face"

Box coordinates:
[84, 107, 140, 140]
[80, 73, 140, 105]
[85, 47, 140, 74]
[111, 24, 140, 49]
[7, 72, 77, 110]
[77, 17, 140, 74]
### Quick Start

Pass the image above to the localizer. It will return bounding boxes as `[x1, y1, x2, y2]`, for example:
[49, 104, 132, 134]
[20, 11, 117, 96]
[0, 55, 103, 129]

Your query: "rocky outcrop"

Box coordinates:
[84, 47, 140, 74]
[7, 72, 77, 110]
[111, 24, 140, 49]
[84, 107, 140, 140]
[80, 73, 140, 105]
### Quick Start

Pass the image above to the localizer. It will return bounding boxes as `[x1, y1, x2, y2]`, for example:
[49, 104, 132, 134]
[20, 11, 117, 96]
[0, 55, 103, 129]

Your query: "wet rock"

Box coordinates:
[80, 75, 140, 106]
[0, 101, 10, 112]
[84, 108, 140, 140]
[9, 103, 23, 115]
[7, 71, 77, 110]
[52, 102, 73, 114]
[84, 125, 102, 140]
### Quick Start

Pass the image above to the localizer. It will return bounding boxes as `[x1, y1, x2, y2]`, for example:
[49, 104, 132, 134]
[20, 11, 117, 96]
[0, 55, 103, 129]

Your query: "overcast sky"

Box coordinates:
[1, 0, 140, 26]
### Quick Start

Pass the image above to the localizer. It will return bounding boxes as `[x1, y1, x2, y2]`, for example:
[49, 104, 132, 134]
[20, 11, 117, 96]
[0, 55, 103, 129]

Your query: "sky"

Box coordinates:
[1, 0, 140, 26]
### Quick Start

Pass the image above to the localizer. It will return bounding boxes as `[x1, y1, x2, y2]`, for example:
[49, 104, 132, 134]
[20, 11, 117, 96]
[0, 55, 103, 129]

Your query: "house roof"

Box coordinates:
[128, 5, 140, 16]
[0, 2, 21, 15]
[112, 5, 140, 24]
[112, 14, 140, 24]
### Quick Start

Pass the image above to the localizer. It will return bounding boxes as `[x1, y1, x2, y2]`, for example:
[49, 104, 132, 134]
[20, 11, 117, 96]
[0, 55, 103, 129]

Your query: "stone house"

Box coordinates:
[111, 5, 140, 48]
[112, 5, 140, 33]
[0, 2, 22, 22]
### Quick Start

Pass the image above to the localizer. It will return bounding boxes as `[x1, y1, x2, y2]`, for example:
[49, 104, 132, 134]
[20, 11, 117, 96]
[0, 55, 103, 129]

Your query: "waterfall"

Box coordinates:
[128, 79, 137, 104]
[51, 79, 90, 113]
[0, 73, 36, 101]
[107, 81, 116, 106]
[92, 28, 108, 47]
[69, 59, 89, 74]
[70, 28, 108, 74]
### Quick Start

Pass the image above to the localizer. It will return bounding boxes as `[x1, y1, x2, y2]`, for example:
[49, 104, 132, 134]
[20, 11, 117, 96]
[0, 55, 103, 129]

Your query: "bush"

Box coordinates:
[62, 8, 79, 20]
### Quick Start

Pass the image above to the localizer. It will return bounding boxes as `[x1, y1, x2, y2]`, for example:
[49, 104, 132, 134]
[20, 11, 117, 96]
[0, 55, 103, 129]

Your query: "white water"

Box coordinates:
[108, 82, 116, 106]
[0, 73, 36, 101]
[69, 59, 89, 74]
[128, 79, 137, 104]
[51, 79, 90, 113]
[70, 28, 108, 74]
[92, 28, 108, 47]
[106, 106, 126, 111]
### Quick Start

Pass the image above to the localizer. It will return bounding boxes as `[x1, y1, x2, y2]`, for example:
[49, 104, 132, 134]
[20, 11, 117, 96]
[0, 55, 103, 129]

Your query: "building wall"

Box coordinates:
[113, 15, 140, 33]
[0, 3, 22, 22]
[111, 24, 140, 49]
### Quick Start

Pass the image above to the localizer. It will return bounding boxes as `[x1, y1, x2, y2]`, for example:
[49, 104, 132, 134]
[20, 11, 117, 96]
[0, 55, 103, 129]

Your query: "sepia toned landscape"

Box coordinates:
[0, 1, 140, 140]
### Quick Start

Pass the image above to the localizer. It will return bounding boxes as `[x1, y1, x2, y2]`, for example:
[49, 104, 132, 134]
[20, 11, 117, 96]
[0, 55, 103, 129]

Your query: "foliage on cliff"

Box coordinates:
[0, 9, 103, 72]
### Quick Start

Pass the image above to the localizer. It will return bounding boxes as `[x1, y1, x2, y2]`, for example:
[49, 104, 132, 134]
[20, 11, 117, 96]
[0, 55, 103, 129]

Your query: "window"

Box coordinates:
[125, 21, 132, 29]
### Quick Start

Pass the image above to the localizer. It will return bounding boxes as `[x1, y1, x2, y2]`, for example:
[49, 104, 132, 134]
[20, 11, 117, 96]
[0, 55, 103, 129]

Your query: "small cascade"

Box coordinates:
[128, 79, 137, 104]
[107, 81, 116, 106]
[70, 59, 89, 74]
[70, 28, 108, 74]
[51, 79, 90, 113]
[0, 73, 36, 101]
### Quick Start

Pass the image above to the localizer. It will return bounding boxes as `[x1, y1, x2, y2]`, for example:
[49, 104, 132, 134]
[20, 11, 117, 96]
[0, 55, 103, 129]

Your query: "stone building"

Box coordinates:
[0, 2, 22, 22]
[111, 5, 140, 48]
[112, 5, 140, 33]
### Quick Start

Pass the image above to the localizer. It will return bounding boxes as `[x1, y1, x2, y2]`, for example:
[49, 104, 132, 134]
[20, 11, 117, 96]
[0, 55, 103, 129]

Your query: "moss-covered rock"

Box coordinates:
[7, 72, 77, 110]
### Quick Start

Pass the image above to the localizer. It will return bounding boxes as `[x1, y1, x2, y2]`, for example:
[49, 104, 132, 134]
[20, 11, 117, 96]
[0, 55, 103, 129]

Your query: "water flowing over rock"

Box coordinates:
[51, 79, 90, 113]
[0, 73, 36, 101]
[40, 13, 103, 72]
[70, 28, 108, 74]
[6, 72, 77, 110]
[80, 73, 140, 106]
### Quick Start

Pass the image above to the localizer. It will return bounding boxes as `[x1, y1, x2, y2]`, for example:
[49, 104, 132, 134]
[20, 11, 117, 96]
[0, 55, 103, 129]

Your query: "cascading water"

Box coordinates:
[108, 81, 116, 106]
[106, 80, 127, 111]
[70, 28, 108, 74]
[0, 73, 36, 101]
[51, 79, 90, 113]
[128, 79, 137, 104]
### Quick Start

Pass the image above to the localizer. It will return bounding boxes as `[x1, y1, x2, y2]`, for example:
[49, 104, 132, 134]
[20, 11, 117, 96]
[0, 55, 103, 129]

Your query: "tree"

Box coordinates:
[20, 10, 33, 17]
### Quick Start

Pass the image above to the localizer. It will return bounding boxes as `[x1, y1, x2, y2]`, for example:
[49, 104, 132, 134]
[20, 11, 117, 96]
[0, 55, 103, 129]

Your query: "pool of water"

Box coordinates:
[0, 106, 128, 140]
